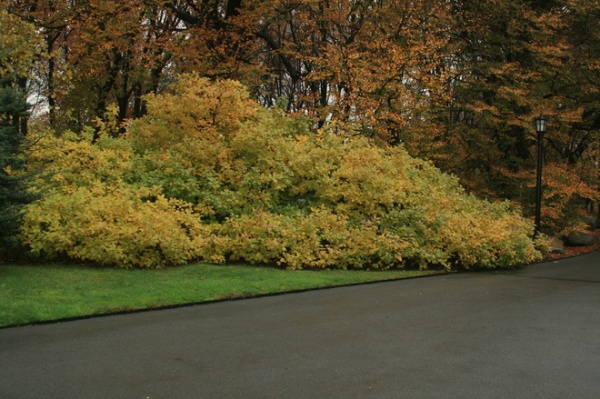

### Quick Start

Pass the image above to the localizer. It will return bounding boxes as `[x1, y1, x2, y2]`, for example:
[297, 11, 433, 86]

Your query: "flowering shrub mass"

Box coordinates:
[21, 75, 542, 269]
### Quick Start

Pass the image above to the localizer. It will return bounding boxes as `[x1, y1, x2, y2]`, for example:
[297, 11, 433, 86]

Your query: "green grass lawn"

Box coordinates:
[0, 262, 441, 328]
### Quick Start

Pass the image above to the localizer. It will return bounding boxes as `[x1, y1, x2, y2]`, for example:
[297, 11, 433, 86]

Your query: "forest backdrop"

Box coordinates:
[1, 0, 599, 267]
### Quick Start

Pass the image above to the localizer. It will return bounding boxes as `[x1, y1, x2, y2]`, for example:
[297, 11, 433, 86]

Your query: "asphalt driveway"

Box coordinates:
[1, 251, 599, 399]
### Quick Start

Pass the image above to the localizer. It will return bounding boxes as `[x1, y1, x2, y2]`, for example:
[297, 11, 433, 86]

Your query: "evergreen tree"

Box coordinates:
[0, 9, 42, 254]
[0, 79, 31, 252]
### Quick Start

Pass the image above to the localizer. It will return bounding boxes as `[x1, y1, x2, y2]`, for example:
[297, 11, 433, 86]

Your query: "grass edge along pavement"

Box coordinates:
[3, 240, 596, 329]
[0, 262, 443, 328]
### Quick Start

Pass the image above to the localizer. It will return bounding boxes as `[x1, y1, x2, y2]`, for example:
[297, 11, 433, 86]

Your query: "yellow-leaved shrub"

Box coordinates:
[21, 129, 212, 268]
[21, 75, 543, 269]
[210, 208, 411, 270]
[22, 185, 211, 268]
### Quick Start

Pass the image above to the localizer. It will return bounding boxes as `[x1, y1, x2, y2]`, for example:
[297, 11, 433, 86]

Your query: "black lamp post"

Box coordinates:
[534, 115, 547, 237]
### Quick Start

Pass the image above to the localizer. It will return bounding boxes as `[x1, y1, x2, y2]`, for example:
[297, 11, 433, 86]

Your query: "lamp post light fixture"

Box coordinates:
[534, 114, 548, 237]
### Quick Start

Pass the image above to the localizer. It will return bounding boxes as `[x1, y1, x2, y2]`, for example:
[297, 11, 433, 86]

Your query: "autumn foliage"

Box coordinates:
[2, 0, 597, 238]
[21, 76, 542, 269]
[1, 0, 597, 273]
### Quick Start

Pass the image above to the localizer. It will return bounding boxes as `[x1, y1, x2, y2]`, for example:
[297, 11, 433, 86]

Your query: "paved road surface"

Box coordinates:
[1, 252, 599, 398]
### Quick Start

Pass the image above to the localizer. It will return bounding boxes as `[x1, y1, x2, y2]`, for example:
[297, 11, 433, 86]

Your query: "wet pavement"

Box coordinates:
[1, 251, 599, 398]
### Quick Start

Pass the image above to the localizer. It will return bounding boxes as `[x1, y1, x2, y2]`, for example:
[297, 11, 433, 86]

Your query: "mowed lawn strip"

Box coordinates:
[0, 263, 441, 327]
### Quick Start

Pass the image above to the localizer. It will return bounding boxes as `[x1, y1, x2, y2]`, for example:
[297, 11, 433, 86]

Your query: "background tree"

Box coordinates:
[3, 0, 184, 131]
[437, 0, 599, 233]
[161, 0, 459, 143]
[61, 0, 185, 130]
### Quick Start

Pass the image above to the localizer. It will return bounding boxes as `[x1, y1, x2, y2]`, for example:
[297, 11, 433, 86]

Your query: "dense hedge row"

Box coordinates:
[21, 75, 542, 269]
